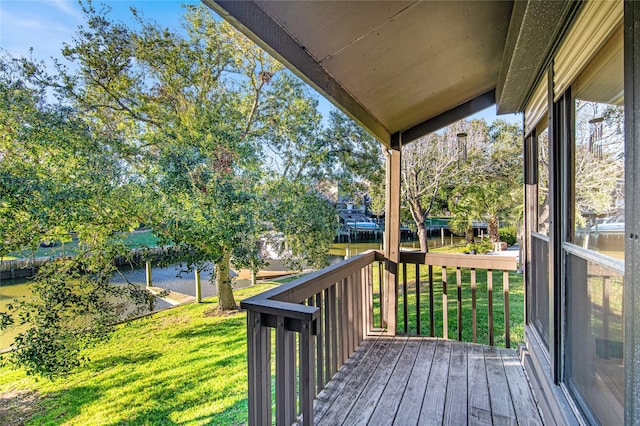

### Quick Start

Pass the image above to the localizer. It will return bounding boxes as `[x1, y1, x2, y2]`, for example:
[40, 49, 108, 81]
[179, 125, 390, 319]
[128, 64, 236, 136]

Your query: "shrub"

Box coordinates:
[466, 237, 493, 254]
[499, 226, 518, 246]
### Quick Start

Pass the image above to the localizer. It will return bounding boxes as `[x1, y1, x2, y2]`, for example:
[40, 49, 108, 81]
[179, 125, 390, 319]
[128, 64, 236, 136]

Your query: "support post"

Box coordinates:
[145, 261, 152, 288]
[195, 269, 202, 303]
[251, 263, 257, 286]
[383, 145, 401, 335]
[523, 131, 538, 326]
[247, 310, 271, 425]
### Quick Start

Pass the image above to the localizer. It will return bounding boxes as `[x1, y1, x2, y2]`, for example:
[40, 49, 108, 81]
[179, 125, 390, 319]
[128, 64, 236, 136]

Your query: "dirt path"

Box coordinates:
[0, 390, 43, 426]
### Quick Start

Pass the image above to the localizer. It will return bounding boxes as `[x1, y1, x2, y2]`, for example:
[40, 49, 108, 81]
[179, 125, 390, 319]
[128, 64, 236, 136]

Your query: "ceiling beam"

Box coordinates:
[204, 0, 392, 147]
[398, 90, 496, 147]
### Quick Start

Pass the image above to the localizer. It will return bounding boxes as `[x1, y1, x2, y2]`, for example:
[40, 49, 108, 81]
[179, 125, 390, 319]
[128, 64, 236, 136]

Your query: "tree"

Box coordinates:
[0, 56, 153, 377]
[573, 100, 624, 228]
[401, 120, 487, 251]
[322, 110, 385, 206]
[264, 179, 338, 270]
[51, 4, 325, 310]
[452, 120, 522, 243]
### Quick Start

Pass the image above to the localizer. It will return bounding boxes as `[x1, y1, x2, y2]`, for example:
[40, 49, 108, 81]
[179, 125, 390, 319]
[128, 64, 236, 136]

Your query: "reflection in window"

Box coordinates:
[537, 127, 549, 235]
[566, 254, 624, 424]
[573, 26, 624, 260]
[573, 101, 624, 259]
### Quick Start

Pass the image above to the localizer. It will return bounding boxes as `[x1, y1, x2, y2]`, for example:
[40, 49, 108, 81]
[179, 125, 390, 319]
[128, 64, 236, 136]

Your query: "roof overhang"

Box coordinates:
[496, 0, 581, 114]
[204, 1, 578, 148]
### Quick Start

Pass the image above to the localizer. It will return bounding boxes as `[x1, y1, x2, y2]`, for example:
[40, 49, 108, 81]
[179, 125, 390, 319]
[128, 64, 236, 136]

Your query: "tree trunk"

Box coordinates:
[488, 216, 500, 243]
[538, 201, 550, 233]
[409, 199, 430, 252]
[215, 249, 236, 310]
[464, 227, 475, 243]
[417, 225, 429, 253]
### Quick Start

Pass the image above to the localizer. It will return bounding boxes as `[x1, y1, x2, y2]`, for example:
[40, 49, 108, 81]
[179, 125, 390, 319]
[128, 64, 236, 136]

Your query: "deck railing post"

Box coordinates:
[247, 310, 271, 426]
[276, 316, 296, 425]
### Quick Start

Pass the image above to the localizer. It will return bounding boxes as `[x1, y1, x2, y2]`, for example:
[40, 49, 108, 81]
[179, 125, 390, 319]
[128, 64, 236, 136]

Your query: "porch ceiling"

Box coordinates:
[204, 1, 573, 148]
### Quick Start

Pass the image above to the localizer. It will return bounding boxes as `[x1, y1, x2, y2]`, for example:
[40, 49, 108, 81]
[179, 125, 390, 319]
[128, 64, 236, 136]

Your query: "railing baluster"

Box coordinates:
[323, 287, 332, 384]
[442, 266, 448, 339]
[340, 278, 349, 366]
[416, 263, 421, 335]
[356, 269, 363, 345]
[276, 315, 296, 426]
[403, 262, 408, 333]
[471, 268, 477, 344]
[315, 292, 324, 393]
[329, 284, 338, 377]
[488, 269, 494, 346]
[429, 265, 434, 337]
[300, 319, 315, 426]
[348, 273, 356, 355]
[503, 270, 510, 348]
[457, 267, 462, 341]
[378, 261, 384, 329]
[361, 265, 367, 339]
[368, 263, 373, 333]
[603, 276, 611, 358]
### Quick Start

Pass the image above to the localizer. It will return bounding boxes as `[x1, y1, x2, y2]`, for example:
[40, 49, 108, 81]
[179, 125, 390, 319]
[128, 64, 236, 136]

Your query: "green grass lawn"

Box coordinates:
[0, 284, 275, 425]
[372, 251, 524, 347]
[0, 250, 525, 425]
[398, 266, 524, 346]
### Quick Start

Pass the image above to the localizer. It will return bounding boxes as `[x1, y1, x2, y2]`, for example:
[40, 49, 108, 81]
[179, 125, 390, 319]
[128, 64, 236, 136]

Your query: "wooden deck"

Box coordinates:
[309, 335, 543, 426]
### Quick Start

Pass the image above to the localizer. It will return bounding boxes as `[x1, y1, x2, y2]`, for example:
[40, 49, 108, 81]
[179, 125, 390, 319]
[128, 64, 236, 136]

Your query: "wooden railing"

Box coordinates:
[398, 251, 518, 347]
[241, 249, 518, 425]
[240, 250, 385, 426]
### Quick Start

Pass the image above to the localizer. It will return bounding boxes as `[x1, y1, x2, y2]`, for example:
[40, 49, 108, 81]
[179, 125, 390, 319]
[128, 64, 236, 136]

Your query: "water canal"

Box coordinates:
[0, 237, 464, 349]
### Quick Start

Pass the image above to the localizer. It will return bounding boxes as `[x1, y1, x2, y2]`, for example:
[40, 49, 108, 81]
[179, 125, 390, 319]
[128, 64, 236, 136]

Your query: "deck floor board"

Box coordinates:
[314, 335, 543, 425]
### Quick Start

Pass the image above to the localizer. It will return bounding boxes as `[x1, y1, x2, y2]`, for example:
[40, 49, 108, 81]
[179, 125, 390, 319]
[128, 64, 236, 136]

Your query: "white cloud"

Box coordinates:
[0, 2, 82, 65]
[49, 0, 84, 20]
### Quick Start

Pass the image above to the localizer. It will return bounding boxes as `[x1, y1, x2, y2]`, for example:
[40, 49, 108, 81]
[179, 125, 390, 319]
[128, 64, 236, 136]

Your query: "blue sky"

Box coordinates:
[0, 0, 521, 127]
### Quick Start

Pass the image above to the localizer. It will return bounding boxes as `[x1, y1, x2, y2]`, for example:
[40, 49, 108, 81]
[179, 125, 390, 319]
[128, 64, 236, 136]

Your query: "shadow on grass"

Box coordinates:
[170, 316, 245, 340]
[86, 351, 162, 371]
[28, 385, 102, 424]
[105, 407, 180, 426]
[10, 300, 261, 425]
[186, 398, 249, 426]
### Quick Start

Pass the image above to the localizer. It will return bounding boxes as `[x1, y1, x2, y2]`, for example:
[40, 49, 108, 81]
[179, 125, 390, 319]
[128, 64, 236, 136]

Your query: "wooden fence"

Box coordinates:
[0, 247, 170, 281]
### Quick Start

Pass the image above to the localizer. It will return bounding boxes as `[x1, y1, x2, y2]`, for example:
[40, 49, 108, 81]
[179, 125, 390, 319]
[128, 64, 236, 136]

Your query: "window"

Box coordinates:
[565, 23, 624, 424]
[537, 124, 549, 235]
